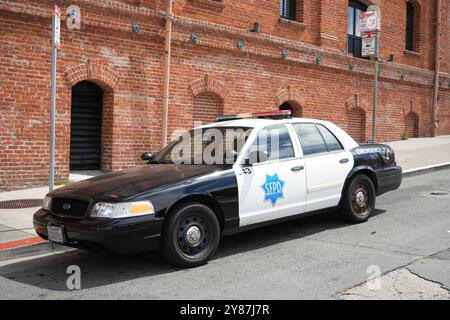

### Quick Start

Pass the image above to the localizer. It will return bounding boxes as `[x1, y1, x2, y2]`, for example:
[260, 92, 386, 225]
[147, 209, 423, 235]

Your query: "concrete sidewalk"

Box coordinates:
[0, 135, 450, 259]
[387, 135, 450, 171]
[0, 170, 103, 259]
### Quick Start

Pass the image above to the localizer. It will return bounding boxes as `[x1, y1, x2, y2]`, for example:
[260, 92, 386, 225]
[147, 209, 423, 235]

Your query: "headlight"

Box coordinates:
[90, 200, 155, 219]
[42, 196, 52, 211]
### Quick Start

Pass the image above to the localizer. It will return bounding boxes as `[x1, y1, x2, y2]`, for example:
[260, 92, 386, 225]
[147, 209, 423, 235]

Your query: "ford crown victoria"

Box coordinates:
[34, 111, 402, 267]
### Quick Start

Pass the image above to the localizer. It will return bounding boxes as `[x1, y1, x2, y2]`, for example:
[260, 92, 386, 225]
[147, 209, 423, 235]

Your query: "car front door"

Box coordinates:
[235, 124, 307, 227]
[291, 122, 354, 212]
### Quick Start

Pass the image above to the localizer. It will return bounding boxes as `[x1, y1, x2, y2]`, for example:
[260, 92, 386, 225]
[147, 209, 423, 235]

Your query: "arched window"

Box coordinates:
[347, 107, 366, 143]
[279, 101, 303, 117]
[193, 92, 224, 126]
[279, 102, 294, 112]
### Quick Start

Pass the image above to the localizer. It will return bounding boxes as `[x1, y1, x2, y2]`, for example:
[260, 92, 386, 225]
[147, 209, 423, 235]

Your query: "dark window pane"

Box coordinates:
[355, 8, 362, 37]
[250, 125, 294, 162]
[293, 123, 328, 156]
[348, 7, 354, 35]
[317, 124, 343, 152]
[348, 35, 355, 54]
[354, 37, 362, 58]
[348, 1, 367, 57]
[280, 0, 296, 20]
[406, 3, 414, 51]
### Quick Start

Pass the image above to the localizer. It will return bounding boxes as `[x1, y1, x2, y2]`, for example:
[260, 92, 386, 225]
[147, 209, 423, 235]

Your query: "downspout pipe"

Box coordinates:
[161, 0, 173, 148]
[432, 0, 441, 137]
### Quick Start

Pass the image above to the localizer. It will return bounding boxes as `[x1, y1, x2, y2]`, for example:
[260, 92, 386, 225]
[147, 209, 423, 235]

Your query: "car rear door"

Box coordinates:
[235, 124, 307, 227]
[291, 123, 354, 212]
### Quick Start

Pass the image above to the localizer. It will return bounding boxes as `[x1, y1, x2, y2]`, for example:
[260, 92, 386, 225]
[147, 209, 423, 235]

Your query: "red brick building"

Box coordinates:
[1, 0, 449, 190]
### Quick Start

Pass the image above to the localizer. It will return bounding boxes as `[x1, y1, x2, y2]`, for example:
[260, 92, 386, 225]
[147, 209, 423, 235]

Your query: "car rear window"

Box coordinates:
[293, 123, 328, 156]
[316, 124, 343, 152]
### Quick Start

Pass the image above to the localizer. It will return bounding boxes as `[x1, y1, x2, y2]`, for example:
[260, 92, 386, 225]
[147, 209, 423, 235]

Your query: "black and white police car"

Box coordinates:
[34, 110, 402, 267]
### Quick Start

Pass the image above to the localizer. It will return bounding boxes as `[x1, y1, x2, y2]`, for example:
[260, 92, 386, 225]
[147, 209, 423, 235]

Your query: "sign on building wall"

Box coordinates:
[54, 5, 61, 49]
[67, 5, 81, 30]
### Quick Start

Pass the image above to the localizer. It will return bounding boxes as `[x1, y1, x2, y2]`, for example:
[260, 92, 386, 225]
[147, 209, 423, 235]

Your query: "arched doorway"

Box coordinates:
[347, 108, 366, 143]
[405, 112, 419, 138]
[70, 81, 103, 171]
[279, 101, 302, 117]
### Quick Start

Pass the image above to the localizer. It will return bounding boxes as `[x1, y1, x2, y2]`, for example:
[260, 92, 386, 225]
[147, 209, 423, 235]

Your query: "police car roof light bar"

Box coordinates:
[252, 110, 291, 119]
[216, 110, 291, 122]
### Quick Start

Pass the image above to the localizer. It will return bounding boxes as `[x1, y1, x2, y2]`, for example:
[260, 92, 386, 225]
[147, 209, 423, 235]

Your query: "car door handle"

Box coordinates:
[291, 165, 304, 172]
[339, 158, 349, 164]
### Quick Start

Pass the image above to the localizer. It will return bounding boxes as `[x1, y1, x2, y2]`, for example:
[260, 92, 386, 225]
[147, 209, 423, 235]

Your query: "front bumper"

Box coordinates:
[33, 209, 163, 254]
[375, 165, 402, 196]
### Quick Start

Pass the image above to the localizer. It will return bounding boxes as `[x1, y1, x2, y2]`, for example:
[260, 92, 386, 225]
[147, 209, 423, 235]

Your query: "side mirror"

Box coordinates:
[141, 152, 156, 161]
[243, 150, 269, 166]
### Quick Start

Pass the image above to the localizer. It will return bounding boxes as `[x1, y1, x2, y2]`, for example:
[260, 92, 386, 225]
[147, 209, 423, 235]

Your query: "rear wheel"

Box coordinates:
[341, 174, 376, 223]
[160, 203, 220, 268]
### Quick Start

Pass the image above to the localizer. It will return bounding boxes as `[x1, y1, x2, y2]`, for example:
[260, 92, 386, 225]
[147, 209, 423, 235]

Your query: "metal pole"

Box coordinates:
[161, 0, 173, 148]
[49, 14, 57, 191]
[371, 30, 380, 144]
[432, 0, 441, 137]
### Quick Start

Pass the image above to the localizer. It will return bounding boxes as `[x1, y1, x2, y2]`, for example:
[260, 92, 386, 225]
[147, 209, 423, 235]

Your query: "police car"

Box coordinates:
[34, 111, 402, 267]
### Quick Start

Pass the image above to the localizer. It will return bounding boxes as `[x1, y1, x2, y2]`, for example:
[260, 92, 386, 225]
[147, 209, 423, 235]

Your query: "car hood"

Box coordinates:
[50, 164, 230, 202]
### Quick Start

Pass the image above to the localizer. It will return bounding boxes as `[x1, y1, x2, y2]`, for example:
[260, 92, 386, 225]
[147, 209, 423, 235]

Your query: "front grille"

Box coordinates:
[51, 198, 90, 218]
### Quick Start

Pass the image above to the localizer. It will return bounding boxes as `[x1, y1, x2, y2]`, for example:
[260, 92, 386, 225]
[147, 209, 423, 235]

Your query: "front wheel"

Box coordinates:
[160, 203, 220, 268]
[340, 174, 376, 223]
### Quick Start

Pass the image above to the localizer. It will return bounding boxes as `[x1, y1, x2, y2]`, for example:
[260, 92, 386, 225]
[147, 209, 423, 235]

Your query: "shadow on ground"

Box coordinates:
[0, 209, 386, 292]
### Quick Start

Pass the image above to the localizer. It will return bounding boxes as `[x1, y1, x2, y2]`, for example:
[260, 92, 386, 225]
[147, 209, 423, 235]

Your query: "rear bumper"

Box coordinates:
[375, 165, 402, 196]
[33, 209, 163, 254]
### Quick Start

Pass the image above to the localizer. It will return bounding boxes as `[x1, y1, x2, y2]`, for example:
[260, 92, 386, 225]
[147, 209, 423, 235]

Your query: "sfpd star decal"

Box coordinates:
[261, 174, 285, 206]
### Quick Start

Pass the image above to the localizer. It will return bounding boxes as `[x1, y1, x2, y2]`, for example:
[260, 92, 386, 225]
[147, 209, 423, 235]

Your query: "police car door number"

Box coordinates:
[240, 168, 252, 175]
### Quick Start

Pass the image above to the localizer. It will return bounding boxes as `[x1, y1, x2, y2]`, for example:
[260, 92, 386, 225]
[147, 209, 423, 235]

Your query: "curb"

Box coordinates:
[402, 162, 450, 178]
[0, 240, 69, 262]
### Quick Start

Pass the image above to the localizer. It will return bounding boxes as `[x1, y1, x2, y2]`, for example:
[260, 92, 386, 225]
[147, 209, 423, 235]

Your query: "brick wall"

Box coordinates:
[0, 0, 449, 190]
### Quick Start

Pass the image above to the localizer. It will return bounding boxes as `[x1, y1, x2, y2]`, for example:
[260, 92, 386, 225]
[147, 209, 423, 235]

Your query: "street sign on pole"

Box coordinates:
[49, 5, 60, 191]
[362, 31, 376, 57]
[360, 5, 381, 143]
[54, 5, 61, 49]
[359, 9, 381, 33]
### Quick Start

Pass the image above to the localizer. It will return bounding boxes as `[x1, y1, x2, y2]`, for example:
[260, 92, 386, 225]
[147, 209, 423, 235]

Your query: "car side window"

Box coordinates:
[316, 124, 344, 152]
[292, 123, 328, 156]
[248, 125, 295, 162]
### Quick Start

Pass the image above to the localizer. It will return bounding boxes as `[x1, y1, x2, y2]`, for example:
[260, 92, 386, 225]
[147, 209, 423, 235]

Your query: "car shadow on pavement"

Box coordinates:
[0, 209, 385, 292]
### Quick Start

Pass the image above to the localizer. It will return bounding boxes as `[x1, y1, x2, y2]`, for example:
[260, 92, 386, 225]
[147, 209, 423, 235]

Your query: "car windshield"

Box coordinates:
[154, 126, 253, 165]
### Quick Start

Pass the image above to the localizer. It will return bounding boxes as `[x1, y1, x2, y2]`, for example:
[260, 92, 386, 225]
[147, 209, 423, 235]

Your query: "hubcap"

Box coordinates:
[177, 215, 209, 256]
[355, 191, 366, 206]
[352, 183, 370, 215]
[185, 226, 202, 246]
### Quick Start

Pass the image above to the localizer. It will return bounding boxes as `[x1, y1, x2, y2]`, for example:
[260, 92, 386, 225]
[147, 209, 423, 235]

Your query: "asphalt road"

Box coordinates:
[0, 170, 449, 299]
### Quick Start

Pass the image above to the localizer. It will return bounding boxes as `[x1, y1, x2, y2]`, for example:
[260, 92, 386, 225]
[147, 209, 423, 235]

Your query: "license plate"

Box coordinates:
[47, 225, 65, 243]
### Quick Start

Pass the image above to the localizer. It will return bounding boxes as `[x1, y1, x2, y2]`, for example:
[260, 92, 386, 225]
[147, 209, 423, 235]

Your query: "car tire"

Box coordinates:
[160, 203, 220, 268]
[340, 174, 376, 223]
